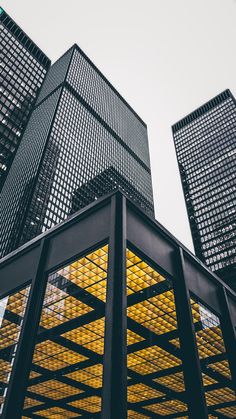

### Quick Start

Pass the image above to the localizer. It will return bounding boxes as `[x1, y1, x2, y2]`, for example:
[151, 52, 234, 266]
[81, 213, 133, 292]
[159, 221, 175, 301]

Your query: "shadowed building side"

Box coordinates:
[0, 7, 50, 190]
[1, 44, 154, 257]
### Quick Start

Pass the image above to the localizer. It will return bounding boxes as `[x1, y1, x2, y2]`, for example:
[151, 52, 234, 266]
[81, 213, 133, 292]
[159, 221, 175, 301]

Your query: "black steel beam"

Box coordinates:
[2, 239, 49, 419]
[173, 247, 208, 419]
[101, 193, 127, 419]
[219, 287, 236, 391]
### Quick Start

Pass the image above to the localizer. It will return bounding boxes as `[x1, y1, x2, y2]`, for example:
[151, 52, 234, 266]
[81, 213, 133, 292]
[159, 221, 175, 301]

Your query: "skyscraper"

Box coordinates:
[172, 89, 236, 289]
[0, 44, 154, 257]
[0, 7, 50, 190]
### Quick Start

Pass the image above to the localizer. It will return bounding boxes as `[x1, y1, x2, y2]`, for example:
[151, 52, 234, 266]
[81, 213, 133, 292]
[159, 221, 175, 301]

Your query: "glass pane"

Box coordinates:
[22, 244, 108, 418]
[126, 249, 188, 418]
[0, 284, 31, 414]
[190, 297, 236, 418]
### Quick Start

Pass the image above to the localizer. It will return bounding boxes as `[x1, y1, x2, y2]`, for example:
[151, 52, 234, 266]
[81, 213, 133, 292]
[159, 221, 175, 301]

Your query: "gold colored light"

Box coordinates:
[0, 359, 11, 383]
[127, 290, 177, 335]
[35, 406, 79, 418]
[65, 363, 103, 388]
[29, 379, 83, 400]
[69, 396, 101, 413]
[128, 383, 164, 403]
[154, 371, 185, 392]
[62, 318, 105, 354]
[127, 250, 142, 267]
[208, 360, 232, 379]
[33, 340, 87, 371]
[127, 346, 181, 375]
[5, 288, 30, 316]
[23, 398, 43, 408]
[146, 399, 187, 415]
[128, 410, 150, 418]
[39, 285, 93, 329]
[215, 406, 236, 418]
[126, 250, 165, 295]
[202, 373, 217, 386]
[205, 387, 235, 406]
[170, 337, 180, 348]
[127, 329, 145, 345]
[57, 245, 108, 302]
[29, 371, 41, 379]
[0, 319, 20, 350]
[195, 326, 225, 359]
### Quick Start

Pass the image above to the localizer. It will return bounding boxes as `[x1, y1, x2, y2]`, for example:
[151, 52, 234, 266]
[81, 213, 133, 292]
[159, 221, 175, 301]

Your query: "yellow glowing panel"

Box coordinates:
[32, 340, 87, 371]
[0, 320, 20, 349]
[127, 291, 177, 335]
[35, 406, 79, 418]
[128, 383, 164, 403]
[57, 246, 108, 302]
[29, 371, 41, 379]
[127, 250, 142, 267]
[202, 374, 217, 386]
[205, 387, 235, 406]
[29, 380, 83, 400]
[170, 338, 180, 348]
[208, 360, 232, 379]
[127, 346, 181, 375]
[126, 253, 165, 295]
[39, 286, 93, 330]
[62, 318, 105, 354]
[6, 288, 29, 316]
[128, 410, 150, 418]
[146, 399, 187, 415]
[195, 326, 225, 359]
[69, 396, 101, 413]
[154, 371, 185, 392]
[0, 359, 11, 383]
[23, 398, 43, 408]
[66, 363, 103, 388]
[215, 406, 236, 418]
[127, 329, 145, 345]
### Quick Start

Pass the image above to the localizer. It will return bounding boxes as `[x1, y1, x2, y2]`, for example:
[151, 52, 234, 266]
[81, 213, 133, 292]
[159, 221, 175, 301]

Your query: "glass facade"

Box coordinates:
[0, 285, 31, 414]
[172, 90, 236, 288]
[22, 245, 108, 417]
[1, 44, 154, 257]
[126, 249, 187, 418]
[0, 8, 50, 190]
[0, 191, 235, 418]
[190, 297, 236, 417]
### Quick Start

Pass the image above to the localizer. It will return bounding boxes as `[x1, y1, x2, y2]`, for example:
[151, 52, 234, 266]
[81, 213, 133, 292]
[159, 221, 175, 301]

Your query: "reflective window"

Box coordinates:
[126, 249, 187, 418]
[0, 284, 31, 414]
[22, 245, 108, 417]
[190, 297, 236, 418]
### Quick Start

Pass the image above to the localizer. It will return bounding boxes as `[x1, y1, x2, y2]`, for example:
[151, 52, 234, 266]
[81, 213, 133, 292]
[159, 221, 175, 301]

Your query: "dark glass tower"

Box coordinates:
[1, 44, 154, 257]
[172, 89, 236, 288]
[0, 7, 50, 190]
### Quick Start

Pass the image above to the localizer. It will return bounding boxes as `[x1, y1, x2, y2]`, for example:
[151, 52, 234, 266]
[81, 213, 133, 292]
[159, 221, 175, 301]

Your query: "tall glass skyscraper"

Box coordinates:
[0, 44, 154, 257]
[0, 7, 50, 190]
[172, 89, 236, 288]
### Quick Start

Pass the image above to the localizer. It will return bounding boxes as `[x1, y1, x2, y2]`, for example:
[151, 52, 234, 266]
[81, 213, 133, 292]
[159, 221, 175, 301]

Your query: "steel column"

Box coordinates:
[173, 247, 208, 418]
[2, 238, 49, 419]
[219, 287, 236, 391]
[101, 193, 127, 419]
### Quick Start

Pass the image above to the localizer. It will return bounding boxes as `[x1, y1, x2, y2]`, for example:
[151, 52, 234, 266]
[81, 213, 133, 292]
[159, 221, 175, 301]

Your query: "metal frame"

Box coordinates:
[0, 191, 235, 419]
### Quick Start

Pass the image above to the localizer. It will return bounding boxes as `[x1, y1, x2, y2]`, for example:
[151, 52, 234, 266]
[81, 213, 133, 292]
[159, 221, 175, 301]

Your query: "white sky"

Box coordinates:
[2, 0, 236, 252]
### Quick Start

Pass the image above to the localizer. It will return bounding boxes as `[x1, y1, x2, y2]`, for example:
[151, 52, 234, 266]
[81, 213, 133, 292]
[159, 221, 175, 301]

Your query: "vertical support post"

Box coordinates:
[219, 287, 236, 390]
[2, 238, 49, 419]
[173, 247, 208, 419]
[101, 192, 127, 419]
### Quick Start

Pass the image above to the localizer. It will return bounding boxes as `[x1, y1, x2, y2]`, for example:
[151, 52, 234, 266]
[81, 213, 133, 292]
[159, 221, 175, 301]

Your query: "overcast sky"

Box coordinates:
[2, 0, 236, 253]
